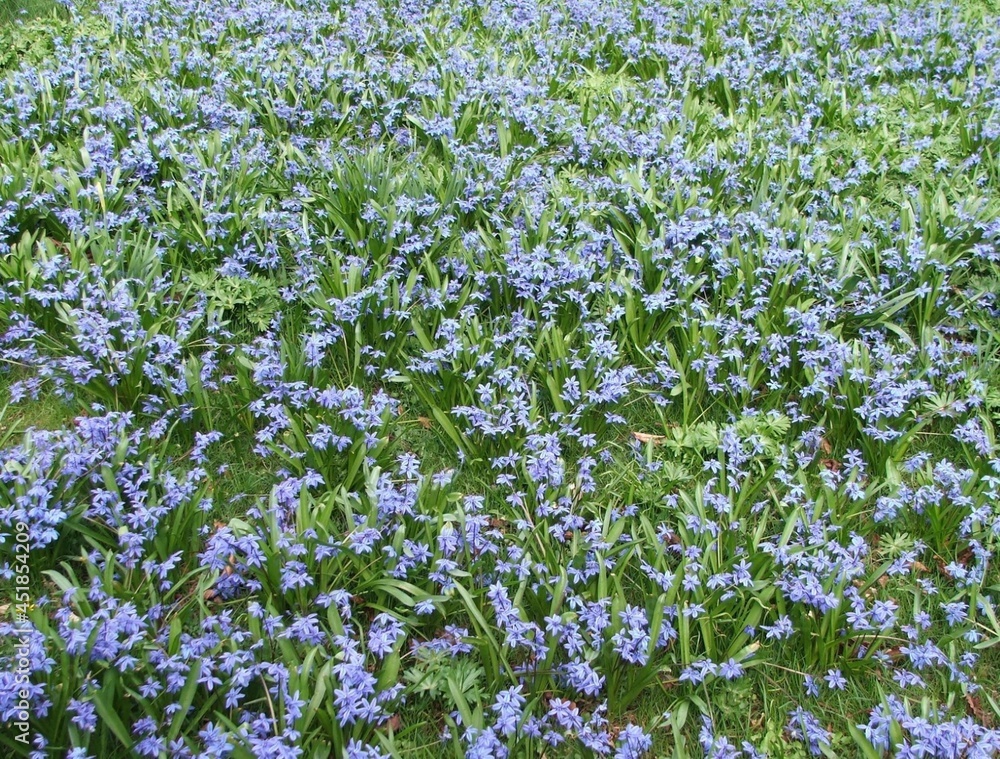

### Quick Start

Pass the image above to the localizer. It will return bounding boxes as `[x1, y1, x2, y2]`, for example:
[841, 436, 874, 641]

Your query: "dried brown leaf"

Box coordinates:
[966, 694, 994, 727]
[632, 431, 666, 444]
[938, 556, 953, 579]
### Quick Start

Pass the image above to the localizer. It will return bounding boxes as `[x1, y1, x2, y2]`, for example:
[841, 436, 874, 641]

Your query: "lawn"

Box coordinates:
[0, 0, 59, 25]
[1, 0, 999, 756]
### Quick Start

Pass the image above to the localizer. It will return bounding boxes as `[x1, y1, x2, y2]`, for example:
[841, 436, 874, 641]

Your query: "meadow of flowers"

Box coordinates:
[1, 0, 1000, 755]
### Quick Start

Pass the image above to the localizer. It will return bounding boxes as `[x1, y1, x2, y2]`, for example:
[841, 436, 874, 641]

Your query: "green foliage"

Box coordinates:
[0, 0, 70, 69]
[189, 272, 281, 334]
[3, 0, 1000, 756]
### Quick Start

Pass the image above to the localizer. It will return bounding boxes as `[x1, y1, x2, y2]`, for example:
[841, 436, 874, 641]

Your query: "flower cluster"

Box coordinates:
[2, 0, 1000, 755]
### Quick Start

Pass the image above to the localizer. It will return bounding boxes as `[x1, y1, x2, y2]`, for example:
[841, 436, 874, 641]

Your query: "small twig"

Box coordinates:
[260, 673, 279, 731]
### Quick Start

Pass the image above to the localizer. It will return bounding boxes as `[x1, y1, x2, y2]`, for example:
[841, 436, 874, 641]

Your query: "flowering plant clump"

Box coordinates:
[2, 0, 1000, 755]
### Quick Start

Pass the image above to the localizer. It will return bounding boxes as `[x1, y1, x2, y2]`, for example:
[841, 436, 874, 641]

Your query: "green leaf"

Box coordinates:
[92, 675, 132, 749]
[167, 660, 202, 742]
[847, 723, 883, 759]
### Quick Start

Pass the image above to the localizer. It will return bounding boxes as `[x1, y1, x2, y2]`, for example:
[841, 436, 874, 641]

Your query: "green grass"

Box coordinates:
[0, 0, 63, 27]
[0, 373, 78, 436]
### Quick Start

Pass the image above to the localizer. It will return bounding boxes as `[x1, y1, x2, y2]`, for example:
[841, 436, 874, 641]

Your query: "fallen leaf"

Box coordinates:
[966, 694, 994, 727]
[819, 437, 832, 455]
[912, 561, 929, 573]
[821, 458, 842, 473]
[632, 431, 666, 444]
[386, 714, 403, 732]
[417, 416, 432, 430]
[937, 556, 953, 579]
